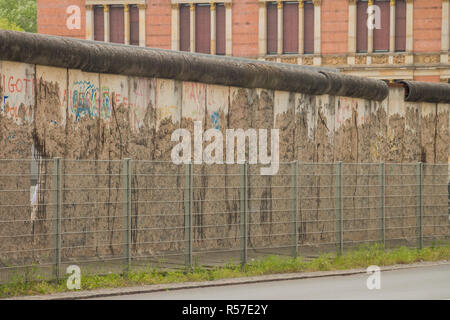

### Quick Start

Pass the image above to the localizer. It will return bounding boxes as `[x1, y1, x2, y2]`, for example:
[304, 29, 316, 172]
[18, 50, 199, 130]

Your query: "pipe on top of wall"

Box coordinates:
[0, 30, 394, 101]
[397, 80, 450, 103]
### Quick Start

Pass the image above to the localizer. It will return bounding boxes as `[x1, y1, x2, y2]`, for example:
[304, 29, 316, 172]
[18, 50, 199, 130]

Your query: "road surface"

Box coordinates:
[93, 264, 450, 300]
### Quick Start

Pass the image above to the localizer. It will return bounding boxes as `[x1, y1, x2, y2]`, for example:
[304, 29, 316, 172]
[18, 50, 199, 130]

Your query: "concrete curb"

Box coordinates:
[6, 260, 450, 300]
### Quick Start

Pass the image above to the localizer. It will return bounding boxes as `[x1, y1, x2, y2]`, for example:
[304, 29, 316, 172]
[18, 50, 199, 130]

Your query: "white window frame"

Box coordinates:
[348, 0, 413, 65]
[171, 1, 233, 56]
[86, 1, 147, 47]
[258, 0, 321, 65]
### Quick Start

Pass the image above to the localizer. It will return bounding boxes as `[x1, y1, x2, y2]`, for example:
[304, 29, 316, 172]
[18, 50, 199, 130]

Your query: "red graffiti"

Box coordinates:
[2, 74, 34, 95]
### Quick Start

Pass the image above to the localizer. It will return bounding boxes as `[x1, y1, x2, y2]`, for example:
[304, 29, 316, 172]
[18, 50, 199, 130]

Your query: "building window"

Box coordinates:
[180, 4, 191, 52]
[110, 5, 125, 44]
[373, 0, 389, 52]
[303, 1, 314, 54]
[130, 5, 140, 46]
[349, 0, 412, 58]
[356, 0, 368, 53]
[262, 1, 320, 57]
[216, 3, 226, 55]
[395, 0, 406, 52]
[178, 2, 229, 55]
[283, 1, 298, 54]
[267, 2, 278, 54]
[195, 4, 211, 53]
[94, 5, 104, 41]
[88, 2, 146, 46]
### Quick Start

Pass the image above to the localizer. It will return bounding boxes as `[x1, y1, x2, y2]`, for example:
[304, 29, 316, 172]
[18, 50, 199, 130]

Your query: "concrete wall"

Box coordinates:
[0, 30, 448, 271]
[0, 57, 448, 267]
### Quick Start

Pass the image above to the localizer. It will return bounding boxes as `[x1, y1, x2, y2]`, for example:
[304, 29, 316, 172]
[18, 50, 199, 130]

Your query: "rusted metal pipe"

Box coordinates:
[397, 80, 450, 103]
[0, 30, 388, 100]
[320, 71, 389, 101]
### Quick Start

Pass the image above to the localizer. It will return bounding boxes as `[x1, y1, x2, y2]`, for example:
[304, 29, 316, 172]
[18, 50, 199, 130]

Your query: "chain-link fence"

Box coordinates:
[0, 159, 448, 283]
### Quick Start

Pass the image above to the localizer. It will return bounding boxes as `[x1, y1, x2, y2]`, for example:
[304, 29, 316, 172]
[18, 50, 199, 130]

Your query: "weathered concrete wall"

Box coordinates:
[0, 31, 448, 270]
[1, 61, 448, 264]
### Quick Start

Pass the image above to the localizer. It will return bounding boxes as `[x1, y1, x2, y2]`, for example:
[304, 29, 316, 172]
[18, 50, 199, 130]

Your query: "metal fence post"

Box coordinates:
[378, 162, 385, 248]
[122, 158, 132, 275]
[52, 157, 62, 281]
[184, 162, 193, 268]
[240, 162, 248, 266]
[290, 161, 298, 258]
[336, 162, 343, 256]
[416, 162, 423, 249]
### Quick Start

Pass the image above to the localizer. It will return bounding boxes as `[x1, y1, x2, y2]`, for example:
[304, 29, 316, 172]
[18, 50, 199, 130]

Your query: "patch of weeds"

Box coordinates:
[0, 244, 449, 298]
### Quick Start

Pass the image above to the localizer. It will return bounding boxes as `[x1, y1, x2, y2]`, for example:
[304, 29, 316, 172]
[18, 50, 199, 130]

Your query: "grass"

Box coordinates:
[1, 243, 449, 298]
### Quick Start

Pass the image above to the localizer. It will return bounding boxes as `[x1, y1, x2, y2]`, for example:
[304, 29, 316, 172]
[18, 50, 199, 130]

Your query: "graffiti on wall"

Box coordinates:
[129, 78, 153, 132]
[187, 82, 205, 118]
[182, 82, 205, 121]
[336, 97, 357, 129]
[210, 111, 220, 130]
[100, 86, 112, 120]
[206, 85, 229, 131]
[157, 105, 178, 121]
[70, 80, 100, 121]
[0, 74, 34, 124]
[70, 80, 133, 122]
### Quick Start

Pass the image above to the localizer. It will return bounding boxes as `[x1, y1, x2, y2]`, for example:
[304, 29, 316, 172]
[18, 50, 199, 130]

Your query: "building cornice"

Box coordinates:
[172, 0, 232, 4]
[86, 0, 147, 5]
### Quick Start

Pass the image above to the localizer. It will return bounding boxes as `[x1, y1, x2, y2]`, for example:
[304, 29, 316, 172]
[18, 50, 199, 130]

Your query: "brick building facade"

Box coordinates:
[37, 0, 450, 82]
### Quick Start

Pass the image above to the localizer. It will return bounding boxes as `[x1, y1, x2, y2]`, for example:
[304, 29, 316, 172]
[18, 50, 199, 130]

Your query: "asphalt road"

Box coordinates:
[94, 264, 450, 300]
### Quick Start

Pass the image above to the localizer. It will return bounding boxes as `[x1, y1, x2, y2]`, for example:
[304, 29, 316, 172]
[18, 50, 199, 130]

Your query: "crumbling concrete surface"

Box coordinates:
[0, 31, 448, 276]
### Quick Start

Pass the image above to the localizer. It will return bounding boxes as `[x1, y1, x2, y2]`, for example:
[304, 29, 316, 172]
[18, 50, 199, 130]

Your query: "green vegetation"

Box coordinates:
[0, 0, 36, 33]
[0, 18, 24, 31]
[1, 244, 449, 298]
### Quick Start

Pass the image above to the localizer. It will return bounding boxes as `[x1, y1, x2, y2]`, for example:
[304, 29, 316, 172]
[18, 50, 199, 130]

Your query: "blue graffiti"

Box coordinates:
[7, 132, 15, 141]
[211, 111, 220, 130]
[1, 96, 8, 112]
[100, 87, 112, 120]
[71, 81, 99, 121]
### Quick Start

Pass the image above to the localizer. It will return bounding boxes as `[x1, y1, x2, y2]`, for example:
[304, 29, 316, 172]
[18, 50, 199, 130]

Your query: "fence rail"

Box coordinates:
[0, 159, 448, 283]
